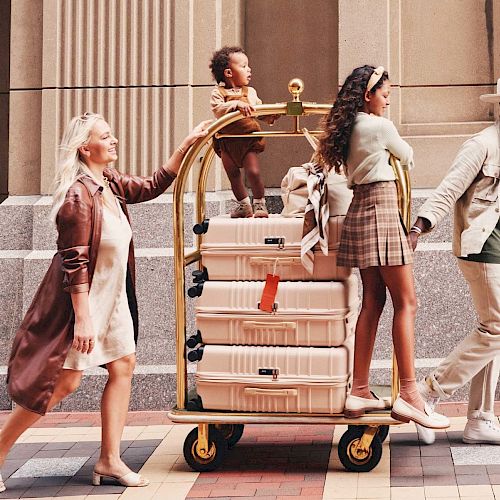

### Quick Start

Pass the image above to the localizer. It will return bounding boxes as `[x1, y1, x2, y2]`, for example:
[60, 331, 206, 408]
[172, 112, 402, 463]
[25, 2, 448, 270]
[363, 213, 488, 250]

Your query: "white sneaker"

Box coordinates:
[391, 396, 449, 429]
[463, 415, 500, 444]
[415, 378, 441, 444]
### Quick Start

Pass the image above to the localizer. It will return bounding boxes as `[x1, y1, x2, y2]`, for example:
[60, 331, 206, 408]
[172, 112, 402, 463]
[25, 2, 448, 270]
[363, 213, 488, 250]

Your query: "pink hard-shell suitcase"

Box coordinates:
[199, 215, 351, 281]
[195, 344, 352, 413]
[195, 275, 358, 347]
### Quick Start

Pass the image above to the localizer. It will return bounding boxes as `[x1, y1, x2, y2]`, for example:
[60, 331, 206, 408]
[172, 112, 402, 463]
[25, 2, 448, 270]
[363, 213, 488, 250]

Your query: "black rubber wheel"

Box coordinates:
[338, 426, 383, 472]
[214, 424, 244, 449]
[183, 426, 228, 472]
[377, 425, 389, 443]
[348, 424, 389, 443]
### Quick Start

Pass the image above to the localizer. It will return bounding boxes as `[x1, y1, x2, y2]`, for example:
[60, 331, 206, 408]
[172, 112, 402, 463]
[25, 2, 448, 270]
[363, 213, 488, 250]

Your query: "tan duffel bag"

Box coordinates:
[280, 128, 353, 217]
[281, 163, 352, 217]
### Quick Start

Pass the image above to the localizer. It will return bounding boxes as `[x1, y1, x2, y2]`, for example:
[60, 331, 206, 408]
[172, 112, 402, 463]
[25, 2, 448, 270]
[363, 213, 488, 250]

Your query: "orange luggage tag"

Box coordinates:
[259, 259, 280, 313]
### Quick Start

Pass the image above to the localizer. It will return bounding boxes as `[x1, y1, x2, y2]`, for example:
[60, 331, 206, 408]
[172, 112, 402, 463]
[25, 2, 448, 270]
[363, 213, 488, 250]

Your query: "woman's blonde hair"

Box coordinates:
[50, 112, 104, 223]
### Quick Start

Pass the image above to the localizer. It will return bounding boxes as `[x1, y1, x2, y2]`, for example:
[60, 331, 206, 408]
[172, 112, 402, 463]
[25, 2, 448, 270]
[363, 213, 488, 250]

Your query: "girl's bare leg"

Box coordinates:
[350, 267, 387, 399]
[94, 354, 139, 479]
[379, 264, 424, 411]
[0, 369, 82, 466]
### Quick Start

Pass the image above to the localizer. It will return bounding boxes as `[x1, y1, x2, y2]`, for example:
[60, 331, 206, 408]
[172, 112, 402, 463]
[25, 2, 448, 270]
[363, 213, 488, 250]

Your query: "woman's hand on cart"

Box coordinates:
[182, 120, 213, 150]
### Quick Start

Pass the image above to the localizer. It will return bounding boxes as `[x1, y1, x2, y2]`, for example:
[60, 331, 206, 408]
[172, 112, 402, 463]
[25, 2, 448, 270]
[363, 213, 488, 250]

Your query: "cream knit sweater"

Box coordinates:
[345, 112, 414, 188]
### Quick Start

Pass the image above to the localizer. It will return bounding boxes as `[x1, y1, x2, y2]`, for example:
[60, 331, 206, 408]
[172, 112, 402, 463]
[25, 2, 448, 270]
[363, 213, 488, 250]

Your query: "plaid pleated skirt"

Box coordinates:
[337, 181, 413, 269]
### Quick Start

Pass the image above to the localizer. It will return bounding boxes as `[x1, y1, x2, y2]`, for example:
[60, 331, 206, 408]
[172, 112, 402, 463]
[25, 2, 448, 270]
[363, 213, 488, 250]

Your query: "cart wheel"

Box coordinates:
[348, 424, 389, 443]
[377, 425, 389, 443]
[338, 426, 383, 472]
[183, 426, 228, 472]
[214, 424, 244, 449]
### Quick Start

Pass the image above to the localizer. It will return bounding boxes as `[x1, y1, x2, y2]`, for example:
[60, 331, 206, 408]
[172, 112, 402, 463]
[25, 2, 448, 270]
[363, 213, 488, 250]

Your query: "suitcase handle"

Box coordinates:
[242, 321, 296, 332]
[244, 387, 298, 397]
[249, 256, 302, 266]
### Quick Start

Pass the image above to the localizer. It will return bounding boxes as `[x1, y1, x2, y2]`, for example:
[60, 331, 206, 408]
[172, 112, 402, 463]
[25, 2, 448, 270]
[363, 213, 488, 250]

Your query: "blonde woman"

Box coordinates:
[0, 112, 210, 491]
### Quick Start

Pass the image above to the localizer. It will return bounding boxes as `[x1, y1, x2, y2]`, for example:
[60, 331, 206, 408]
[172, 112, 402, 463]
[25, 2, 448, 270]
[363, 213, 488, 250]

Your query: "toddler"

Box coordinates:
[210, 46, 276, 218]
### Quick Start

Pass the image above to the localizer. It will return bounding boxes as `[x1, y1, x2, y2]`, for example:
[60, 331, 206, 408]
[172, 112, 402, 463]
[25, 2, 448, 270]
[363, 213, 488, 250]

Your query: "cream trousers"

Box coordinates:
[429, 259, 500, 420]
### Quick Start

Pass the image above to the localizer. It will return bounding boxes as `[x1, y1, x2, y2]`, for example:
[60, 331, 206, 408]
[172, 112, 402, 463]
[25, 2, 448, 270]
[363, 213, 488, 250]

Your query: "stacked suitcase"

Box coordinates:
[187, 213, 358, 414]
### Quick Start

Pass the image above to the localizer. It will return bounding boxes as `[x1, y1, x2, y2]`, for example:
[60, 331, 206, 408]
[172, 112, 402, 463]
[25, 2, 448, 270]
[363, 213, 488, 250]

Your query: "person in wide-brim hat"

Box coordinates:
[410, 78, 500, 445]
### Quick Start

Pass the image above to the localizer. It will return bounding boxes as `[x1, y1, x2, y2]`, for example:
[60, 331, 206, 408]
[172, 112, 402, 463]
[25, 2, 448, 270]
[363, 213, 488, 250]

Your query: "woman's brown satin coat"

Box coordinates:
[7, 166, 176, 415]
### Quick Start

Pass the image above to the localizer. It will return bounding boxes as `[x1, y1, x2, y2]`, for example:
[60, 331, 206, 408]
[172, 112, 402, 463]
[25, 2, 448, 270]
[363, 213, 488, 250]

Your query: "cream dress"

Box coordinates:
[64, 196, 135, 370]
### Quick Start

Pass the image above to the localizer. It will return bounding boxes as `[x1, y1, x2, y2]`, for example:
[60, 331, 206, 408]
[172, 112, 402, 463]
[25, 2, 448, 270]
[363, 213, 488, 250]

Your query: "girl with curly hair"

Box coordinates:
[317, 65, 448, 429]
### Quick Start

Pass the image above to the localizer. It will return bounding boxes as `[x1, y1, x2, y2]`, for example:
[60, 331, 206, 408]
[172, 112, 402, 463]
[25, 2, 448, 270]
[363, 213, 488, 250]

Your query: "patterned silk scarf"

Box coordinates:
[300, 162, 330, 274]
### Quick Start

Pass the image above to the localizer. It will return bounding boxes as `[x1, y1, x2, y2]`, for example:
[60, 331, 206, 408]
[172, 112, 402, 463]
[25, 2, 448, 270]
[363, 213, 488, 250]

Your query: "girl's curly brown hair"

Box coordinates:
[316, 65, 389, 174]
[210, 46, 246, 83]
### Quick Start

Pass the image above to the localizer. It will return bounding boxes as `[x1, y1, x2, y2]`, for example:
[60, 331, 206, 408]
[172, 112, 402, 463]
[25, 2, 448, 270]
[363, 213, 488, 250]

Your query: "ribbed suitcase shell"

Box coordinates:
[196, 345, 351, 413]
[200, 215, 350, 281]
[195, 275, 359, 347]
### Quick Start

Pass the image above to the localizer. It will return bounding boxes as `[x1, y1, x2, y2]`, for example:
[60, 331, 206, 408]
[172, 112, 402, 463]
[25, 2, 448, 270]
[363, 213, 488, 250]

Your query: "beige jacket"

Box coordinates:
[418, 125, 500, 257]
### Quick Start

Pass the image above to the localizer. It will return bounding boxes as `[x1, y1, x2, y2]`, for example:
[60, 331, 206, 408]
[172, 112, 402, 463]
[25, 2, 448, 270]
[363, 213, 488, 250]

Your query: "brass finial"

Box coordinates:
[288, 78, 304, 102]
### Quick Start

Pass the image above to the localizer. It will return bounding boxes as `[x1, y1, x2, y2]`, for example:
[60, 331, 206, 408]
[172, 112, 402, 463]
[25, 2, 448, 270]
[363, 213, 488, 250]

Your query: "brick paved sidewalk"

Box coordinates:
[1, 410, 500, 499]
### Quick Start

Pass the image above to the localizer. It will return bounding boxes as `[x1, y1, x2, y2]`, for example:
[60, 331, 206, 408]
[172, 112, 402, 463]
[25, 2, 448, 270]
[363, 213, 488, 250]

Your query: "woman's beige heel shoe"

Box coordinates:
[92, 470, 149, 487]
[0, 472, 6, 493]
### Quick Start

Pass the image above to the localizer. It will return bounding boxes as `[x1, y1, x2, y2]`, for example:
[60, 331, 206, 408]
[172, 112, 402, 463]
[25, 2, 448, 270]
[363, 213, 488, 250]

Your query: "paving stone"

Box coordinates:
[391, 476, 424, 487]
[31, 476, 72, 487]
[423, 475, 457, 486]
[391, 466, 423, 477]
[452, 446, 500, 465]
[21, 486, 63, 498]
[42, 442, 74, 451]
[456, 474, 490, 485]
[455, 465, 488, 475]
[11, 457, 89, 479]
[129, 439, 162, 448]
[55, 484, 95, 496]
[420, 446, 452, 457]
[390, 456, 421, 467]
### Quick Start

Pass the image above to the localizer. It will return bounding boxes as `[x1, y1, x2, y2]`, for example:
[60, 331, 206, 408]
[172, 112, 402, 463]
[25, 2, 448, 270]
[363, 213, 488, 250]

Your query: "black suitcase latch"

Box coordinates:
[259, 368, 279, 380]
[264, 237, 285, 249]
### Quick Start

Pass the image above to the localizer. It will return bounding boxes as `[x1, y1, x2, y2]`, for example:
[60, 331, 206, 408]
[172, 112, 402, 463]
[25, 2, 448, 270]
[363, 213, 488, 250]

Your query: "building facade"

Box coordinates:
[0, 0, 497, 410]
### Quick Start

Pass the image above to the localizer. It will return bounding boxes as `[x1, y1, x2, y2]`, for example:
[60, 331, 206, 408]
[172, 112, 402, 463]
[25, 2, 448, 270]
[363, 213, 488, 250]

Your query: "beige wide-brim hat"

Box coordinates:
[480, 78, 500, 103]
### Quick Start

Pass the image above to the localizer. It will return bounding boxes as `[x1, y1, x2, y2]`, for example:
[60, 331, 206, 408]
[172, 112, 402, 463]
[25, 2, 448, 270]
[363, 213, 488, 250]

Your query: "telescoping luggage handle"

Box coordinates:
[250, 256, 301, 266]
[244, 388, 298, 397]
[243, 320, 296, 332]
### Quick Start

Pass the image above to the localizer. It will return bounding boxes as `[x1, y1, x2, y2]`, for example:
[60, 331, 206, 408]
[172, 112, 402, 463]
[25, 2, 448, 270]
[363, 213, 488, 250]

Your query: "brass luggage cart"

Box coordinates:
[167, 79, 410, 473]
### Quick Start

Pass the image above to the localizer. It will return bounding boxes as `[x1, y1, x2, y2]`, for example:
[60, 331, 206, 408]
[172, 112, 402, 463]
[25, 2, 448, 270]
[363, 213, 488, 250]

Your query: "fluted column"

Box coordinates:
[9, 0, 243, 195]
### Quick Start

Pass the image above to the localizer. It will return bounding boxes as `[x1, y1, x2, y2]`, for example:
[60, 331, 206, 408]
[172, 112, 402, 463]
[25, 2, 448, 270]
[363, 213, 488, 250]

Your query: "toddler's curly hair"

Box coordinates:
[210, 46, 246, 83]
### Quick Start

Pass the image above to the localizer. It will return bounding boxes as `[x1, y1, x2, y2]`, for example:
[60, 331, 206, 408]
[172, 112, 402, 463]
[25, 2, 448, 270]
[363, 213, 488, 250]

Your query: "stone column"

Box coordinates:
[8, 0, 244, 196]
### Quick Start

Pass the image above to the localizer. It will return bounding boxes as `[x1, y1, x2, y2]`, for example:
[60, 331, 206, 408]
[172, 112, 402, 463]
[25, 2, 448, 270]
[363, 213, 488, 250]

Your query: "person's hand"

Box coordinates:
[266, 114, 281, 125]
[409, 230, 419, 251]
[236, 101, 255, 117]
[182, 120, 212, 149]
[72, 316, 95, 355]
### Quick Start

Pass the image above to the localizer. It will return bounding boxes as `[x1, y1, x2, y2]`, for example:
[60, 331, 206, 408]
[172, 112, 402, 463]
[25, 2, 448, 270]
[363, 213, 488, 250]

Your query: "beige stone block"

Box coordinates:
[401, 0, 491, 85]
[338, 0, 388, 83]
[0, 1, 10, 93]
[192, 0, 218, 85]
[0, 93, 9, 196]
[246, 0, 338, 104]
[8, 91, 41, 195]
[401, 86, 493, 124]
[407, 135, 474, 188]
[221, 0, 244, 47]
[246, 0, 338, 188]
[10, 0, 42, 89]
